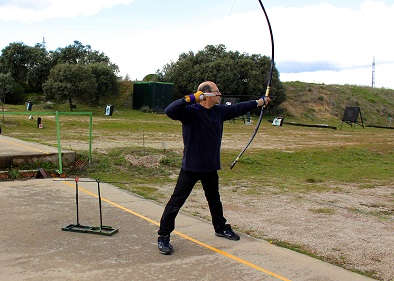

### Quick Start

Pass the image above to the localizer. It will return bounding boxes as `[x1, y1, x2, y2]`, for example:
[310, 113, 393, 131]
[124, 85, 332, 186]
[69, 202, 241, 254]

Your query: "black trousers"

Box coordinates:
[158, 169, 227, 236]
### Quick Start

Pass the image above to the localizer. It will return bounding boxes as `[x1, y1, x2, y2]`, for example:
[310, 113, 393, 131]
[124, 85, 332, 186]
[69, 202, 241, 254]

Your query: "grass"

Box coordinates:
[219, 147, 393, 193]
[59, 140, 394, 199]
[69, 147, 180, 181]
[309, 207, 336, 215]
[1, 104, 393, 196]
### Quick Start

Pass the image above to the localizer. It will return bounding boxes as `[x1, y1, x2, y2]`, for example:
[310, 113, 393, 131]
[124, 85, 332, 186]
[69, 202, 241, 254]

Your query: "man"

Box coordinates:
[157, 81, 268, 255]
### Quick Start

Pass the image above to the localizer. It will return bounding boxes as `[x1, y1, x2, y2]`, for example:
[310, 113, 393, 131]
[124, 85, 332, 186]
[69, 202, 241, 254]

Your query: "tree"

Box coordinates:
[0, 42, 31, 85]
[26, 44, 52, 92]
[157, 44, 285, 109]
[143, 73, 160, 82]
[87, 63, 119, 103]
[0, 41, 119, 98]
[51, 41, 119, 73]
[0, 42, 50, 92]
[43, 64, 97, 109]
[0, 72, 24, 104]
[123, 73, 131, 81]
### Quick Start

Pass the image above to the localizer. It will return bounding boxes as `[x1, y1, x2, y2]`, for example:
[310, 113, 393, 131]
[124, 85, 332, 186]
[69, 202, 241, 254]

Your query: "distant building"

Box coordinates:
[133, 82, 174, 113]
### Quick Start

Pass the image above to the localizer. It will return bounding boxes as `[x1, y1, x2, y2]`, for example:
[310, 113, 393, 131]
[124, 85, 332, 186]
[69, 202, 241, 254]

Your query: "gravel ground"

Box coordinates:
[170, 183, 394, 281]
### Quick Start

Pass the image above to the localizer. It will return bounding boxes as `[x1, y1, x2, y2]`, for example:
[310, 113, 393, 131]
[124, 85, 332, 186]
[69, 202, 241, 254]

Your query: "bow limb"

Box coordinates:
[230, 0, 274, 169]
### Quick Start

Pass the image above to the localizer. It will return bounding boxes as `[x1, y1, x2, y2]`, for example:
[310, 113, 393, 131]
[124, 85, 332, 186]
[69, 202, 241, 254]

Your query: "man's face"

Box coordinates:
[209, 88, 222, 105]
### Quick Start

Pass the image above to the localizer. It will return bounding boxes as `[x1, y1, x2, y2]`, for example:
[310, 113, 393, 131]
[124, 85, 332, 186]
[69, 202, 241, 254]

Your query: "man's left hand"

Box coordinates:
[257, 97, 270, 107]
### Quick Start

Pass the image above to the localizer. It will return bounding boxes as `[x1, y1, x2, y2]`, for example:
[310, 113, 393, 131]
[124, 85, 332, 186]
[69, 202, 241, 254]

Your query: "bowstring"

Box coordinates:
[230, 0, 274, 169]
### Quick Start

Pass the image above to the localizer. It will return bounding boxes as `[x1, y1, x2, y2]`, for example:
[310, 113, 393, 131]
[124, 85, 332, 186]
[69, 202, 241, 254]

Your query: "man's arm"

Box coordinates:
[164, 98, 189, 121]
[165, 91, 205, 120]
[220, 97, 270, 121]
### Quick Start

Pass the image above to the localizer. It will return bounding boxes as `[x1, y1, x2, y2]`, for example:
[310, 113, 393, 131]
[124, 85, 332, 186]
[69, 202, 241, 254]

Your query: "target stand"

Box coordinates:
[340, 107, 364, 129]
[62, 178, 118, 236]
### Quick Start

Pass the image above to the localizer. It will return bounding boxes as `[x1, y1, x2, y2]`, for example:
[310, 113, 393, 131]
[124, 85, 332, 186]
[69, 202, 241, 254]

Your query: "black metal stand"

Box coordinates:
[62, 178, 118, 236]
[340, 107, 364, 129]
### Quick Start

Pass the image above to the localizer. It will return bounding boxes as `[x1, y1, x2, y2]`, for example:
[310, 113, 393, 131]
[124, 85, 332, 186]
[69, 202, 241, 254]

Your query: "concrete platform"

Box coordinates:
[0, 135, 75, 170]
[0, 178, 376, 281]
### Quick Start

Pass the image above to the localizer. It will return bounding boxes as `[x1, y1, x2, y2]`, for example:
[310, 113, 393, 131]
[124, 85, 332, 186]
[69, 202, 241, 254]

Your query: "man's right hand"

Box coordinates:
[185, 91, 205, 103]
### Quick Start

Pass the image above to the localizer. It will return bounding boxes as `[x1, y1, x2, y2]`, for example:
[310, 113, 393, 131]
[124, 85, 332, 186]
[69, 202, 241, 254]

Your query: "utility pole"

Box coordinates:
[371, 56, 375, 88]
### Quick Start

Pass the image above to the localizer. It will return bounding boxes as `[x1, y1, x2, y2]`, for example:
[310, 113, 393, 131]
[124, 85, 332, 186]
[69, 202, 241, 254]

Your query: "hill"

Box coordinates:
[113, 80, 394, 127]
[280, 81, 394, 127]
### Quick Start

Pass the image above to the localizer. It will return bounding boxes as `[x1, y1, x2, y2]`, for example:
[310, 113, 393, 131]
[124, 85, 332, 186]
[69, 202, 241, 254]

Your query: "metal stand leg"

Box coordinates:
[62, 178, 118, 236]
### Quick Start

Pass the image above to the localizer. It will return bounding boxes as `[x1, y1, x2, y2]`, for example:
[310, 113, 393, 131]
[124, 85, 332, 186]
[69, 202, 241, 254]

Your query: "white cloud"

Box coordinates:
[264, 1, 394, 88]
[271, 1, 394, 66]
[0, 0, 135, 22]
[280, 62, 394, 89]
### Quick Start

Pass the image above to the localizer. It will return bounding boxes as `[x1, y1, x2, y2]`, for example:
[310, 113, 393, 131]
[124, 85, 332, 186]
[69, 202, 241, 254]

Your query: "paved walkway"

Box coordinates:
[0, 134, 75, 170]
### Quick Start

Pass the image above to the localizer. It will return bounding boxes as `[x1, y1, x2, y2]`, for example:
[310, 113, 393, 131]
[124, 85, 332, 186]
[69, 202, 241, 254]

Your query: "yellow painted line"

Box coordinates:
[172, 230, 292, 281]
[0, 139, 50, 154]
[61, 180, 292, 281]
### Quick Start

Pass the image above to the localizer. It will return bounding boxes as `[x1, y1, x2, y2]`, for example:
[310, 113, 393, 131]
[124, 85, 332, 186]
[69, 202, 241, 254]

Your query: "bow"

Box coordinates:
[230, 0, 275, 169]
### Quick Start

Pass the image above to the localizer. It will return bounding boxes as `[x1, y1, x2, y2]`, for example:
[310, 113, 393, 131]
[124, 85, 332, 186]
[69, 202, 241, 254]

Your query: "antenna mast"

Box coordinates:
[371, 56, 375, 88]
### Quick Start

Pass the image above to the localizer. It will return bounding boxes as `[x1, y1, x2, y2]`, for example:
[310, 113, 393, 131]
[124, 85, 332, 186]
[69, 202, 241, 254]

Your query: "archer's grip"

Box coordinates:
[185, 91, 204, 103]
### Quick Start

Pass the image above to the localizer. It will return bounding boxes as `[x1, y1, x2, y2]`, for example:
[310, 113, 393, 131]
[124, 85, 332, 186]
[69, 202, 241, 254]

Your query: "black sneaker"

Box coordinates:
[158, 235, 174, 255]
[215, 224, 240, 241]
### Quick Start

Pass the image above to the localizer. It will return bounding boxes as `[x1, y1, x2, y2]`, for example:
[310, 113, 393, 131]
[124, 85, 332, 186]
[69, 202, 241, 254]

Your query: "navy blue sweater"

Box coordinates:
[165, 98, 258, 172]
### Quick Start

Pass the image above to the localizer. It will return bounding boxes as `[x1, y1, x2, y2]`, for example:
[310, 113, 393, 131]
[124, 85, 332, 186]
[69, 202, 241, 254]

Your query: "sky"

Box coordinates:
[0, 0, 393, 89]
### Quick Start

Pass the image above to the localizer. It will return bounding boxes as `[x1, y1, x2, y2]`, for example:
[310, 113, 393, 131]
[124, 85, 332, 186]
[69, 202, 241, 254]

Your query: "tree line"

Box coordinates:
[0, 40, 119, 107]
[1, 41, 285, 111]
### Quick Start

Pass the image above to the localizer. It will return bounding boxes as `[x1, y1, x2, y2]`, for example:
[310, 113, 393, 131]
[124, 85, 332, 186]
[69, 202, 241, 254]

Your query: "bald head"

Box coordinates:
[197, 81, 222, 108]
[197, 81, 216, 93]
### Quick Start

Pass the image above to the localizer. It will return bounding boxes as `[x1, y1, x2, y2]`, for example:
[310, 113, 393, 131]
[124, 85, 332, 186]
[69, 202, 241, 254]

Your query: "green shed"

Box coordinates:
[133, 82, 174, 112]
